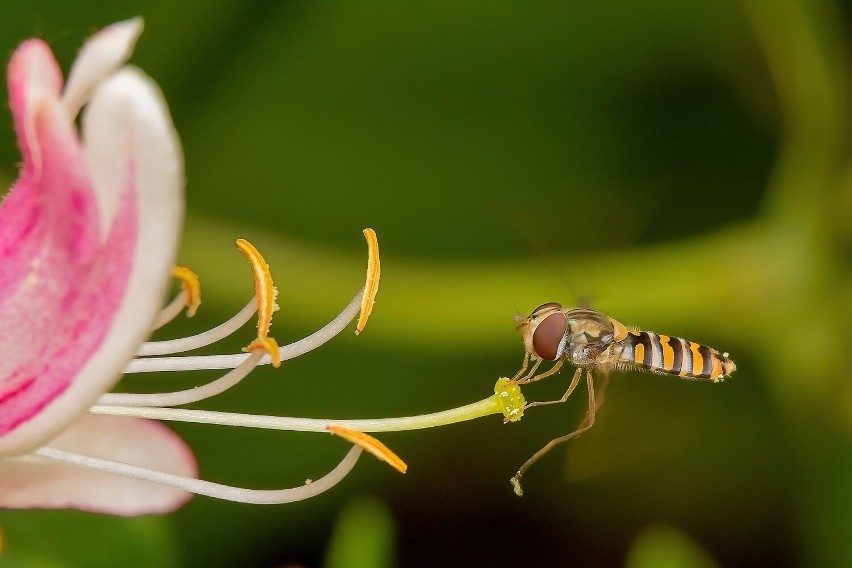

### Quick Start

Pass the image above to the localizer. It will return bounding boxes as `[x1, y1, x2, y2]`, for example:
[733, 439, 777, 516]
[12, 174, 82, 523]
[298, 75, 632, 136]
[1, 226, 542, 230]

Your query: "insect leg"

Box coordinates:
[509, 353, 533, 381]
[591, 368, 609, 413]
[515, 358, 563, 385]
[510, 369, 597, 497]
[522, 366, 583, 410]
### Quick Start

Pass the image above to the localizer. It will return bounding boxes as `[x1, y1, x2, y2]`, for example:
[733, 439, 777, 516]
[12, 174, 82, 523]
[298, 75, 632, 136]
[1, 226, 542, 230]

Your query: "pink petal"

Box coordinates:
[0, 415, 197, 515]
[0, 31, 183, 453]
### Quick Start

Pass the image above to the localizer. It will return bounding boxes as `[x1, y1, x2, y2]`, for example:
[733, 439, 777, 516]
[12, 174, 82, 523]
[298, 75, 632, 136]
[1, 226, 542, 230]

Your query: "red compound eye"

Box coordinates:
[532, 312, 567, 360]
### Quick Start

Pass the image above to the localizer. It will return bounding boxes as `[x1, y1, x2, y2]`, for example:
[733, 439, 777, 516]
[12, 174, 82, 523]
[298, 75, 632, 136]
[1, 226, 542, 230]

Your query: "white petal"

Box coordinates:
[72, 68, 183, 391]
[0, 415, 196, 515]
[83, 67, 184, 238]
[62, 18, 143, 120]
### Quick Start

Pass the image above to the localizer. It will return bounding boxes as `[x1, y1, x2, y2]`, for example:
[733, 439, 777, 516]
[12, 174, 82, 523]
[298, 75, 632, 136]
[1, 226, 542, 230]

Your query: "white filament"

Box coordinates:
[33, 445, 362, 504]
[153, 292, 188, 330]
[139, 297, 257, 356]
[125, 291, 362, 373]
[98, 351, 264, 407]
[71, 288, 374, 505]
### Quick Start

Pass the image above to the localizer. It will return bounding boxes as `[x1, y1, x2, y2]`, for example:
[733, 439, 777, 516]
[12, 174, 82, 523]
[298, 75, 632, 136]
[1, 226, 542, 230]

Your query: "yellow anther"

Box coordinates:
[236, 239, 281, 367]
[236, 239, 279, 337]
[355, 228, 381, 335]
[245, 336, 281, 368]
[327, 424, 407, 474]
[172, 266, 201, 317]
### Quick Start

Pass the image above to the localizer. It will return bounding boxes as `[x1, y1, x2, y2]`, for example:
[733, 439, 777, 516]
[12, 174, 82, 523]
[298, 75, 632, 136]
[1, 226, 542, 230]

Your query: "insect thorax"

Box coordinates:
[563, 309, 618, 368]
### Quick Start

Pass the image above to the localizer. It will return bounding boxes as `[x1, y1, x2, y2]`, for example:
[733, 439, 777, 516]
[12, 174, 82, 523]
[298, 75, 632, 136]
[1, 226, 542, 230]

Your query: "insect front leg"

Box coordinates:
[515, 358, 563, 385]
[509, 352, 533, 382]
[513, 357, 543, 383]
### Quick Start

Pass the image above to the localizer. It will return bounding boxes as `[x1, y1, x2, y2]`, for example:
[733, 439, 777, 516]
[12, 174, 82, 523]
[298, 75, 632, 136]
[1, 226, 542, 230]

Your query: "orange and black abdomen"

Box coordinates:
[618, 331, 735, 380]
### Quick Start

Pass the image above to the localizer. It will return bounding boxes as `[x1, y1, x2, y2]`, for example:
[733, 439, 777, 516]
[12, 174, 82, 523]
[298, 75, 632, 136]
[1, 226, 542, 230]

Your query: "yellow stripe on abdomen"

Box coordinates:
[689, 342, 704, 377]
[658, 334, 675, 372]
[618, 332, 735, 381]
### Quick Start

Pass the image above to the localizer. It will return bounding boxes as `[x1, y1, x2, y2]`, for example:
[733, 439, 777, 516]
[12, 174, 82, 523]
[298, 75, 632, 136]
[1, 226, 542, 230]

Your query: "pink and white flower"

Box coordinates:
[0, 18, 193, 515]
[0, 20, 378, 516]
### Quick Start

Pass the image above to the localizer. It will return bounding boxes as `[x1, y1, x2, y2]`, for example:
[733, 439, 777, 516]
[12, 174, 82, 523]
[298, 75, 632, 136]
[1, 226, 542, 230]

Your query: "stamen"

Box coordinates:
[32, 445, 362, 505]
[99, 351, 264, 407]
[236, 239, 278, 338]
[172, 266, 202, 317]
[139, 297, 257, 356]
[153, 266, 202, 330]
[355, 228, 381, 335]
[327, 424, 407, 473]
[245, 336, 281, 369]
[236, 239, 281, 367]
[90, 395, 503, 432]
[124, 290, 363, 373]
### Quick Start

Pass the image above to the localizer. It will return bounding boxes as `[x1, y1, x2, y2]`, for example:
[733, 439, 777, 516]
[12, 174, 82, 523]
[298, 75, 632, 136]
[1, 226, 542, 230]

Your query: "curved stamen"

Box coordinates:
[32, 445, 362, 504]
[245, 336, 281, 368]
[356, 228, 381, 335]
[98, 351, 264, 407]
[90, 395, 502, 433]
[328, 424, 407, 473]
[125, 290, 363, 373]
[236, 239, 281, 367]
[236, 239, 278, 339]
[172, 266, 202, 317]
[139, 297, 257, 356]
[153, 266, 202, 330]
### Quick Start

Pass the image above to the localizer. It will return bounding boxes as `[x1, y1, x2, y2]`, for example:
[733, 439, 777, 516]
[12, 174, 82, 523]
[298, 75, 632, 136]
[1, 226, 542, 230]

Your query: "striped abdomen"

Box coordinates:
[617, 331, 735, 381]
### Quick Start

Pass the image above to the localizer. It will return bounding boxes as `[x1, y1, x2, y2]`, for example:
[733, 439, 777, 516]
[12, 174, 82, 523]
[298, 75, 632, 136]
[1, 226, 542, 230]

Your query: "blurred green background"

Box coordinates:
[1, 1, 850, 566]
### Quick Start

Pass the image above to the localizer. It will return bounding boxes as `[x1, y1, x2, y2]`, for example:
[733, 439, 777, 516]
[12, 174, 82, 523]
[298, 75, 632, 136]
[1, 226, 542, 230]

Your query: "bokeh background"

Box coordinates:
[1, 1, 850, 567]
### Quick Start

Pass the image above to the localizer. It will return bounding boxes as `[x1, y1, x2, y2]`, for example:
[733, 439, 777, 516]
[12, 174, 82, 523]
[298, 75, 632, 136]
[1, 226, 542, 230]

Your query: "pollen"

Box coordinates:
[327, 424, 407, 474]
[355, 228, 381, 335]
[172, 266, 201, 317]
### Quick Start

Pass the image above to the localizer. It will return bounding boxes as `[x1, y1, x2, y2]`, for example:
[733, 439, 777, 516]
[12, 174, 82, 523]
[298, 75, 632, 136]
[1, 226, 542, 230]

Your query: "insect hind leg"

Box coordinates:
[510, 369, 597, 497]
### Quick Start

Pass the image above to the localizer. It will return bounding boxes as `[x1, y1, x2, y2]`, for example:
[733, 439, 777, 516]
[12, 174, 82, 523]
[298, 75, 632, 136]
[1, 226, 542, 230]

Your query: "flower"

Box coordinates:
[0, 19, 526, 519]
[0, 19, 388, 516]
[0, 18, 191, 515]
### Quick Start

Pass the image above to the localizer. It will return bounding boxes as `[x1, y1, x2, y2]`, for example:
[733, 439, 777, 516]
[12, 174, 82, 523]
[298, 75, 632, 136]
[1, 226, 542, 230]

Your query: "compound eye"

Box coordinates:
[532, 312, 567, 361]
[530, 302, 563, 316]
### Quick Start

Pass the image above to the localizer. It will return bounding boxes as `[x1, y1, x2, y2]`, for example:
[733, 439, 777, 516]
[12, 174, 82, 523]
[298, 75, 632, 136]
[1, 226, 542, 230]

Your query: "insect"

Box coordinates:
[509, 302, 736, 495]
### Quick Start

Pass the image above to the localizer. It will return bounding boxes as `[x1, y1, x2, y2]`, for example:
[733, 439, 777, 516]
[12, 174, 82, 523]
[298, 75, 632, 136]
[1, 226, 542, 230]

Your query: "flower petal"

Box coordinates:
[82, 67, 184, 242]
[62, 18, 143, 121]
[0, 45, 183, 453]
[0, 415, 197, 515]
[5, 39, 63, 171]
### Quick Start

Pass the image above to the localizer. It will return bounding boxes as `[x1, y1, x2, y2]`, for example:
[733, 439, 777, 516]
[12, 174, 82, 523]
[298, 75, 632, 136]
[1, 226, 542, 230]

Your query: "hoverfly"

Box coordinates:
[509, 302, 736, 495]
